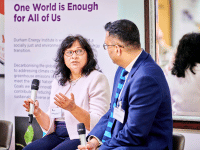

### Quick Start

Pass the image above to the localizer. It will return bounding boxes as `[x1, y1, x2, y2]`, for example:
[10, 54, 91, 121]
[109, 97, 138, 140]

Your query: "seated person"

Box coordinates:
[78, 19, 173, 150]
[165, 33, 200, 116]
[23, 35, 111, 150]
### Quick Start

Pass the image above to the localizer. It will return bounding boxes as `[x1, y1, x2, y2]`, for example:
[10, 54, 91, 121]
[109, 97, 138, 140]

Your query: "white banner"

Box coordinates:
[5, 0, 117, 124]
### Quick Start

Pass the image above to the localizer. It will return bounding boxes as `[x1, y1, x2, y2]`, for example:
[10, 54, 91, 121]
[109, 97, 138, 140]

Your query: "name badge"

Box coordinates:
[113, 107, 125, 124]
[51, 108, 62, 118]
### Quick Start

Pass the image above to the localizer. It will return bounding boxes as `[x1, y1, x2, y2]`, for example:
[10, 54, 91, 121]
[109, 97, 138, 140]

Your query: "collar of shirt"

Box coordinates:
[117, 50, 142, 103]
[125, 50, 142, 73]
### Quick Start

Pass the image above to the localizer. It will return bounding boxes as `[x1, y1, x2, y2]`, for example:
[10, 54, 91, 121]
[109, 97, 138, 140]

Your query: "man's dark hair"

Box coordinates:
[54, 35, 98, 86]
[104, 19, 140, 47]
[171, 33, 200, 77]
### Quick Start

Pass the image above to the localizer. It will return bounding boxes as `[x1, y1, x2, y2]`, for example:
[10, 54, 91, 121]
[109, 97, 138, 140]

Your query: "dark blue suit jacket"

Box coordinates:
[88, 50, 173, 150]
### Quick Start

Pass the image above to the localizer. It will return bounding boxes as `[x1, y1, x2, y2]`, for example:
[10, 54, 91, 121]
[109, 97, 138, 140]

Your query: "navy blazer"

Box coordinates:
[88, 50, 173, 150]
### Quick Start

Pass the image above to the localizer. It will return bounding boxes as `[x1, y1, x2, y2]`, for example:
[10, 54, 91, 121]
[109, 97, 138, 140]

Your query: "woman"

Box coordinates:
[23, 35, 110, 150]
[165, 33, 200, 116]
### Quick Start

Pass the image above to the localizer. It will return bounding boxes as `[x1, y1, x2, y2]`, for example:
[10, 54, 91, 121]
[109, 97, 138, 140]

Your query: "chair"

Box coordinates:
[173, 133, 185, 150]
[0, 120, 13, 150]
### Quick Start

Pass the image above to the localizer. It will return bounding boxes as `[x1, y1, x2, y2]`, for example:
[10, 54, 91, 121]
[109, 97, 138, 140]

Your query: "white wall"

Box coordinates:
[118, 0, 145, 49]
[0, 77, 5, 120]
[174, 129, 200, 150]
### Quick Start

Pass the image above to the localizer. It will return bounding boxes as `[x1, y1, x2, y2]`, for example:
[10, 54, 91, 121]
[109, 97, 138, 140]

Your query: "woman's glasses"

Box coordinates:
[64, 49, 85, 56]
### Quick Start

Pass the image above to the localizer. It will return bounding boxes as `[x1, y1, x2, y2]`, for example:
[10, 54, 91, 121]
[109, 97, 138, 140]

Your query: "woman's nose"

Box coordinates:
[71, 52, 78, 58]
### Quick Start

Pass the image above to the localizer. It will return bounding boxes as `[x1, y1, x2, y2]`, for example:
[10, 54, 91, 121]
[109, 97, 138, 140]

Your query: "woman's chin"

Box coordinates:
[70, 67, 82, 73]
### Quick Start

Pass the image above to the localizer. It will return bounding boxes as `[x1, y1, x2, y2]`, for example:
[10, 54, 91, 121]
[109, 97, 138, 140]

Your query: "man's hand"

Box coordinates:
[78, 137, 99, 150]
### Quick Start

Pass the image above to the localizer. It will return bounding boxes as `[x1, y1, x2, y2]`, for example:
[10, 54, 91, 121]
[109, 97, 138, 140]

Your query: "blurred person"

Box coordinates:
[165, 33, 200, 116]
[23, 35, 110, 150]
[156, 23, 174, 69]
[78, 19, 173, 150]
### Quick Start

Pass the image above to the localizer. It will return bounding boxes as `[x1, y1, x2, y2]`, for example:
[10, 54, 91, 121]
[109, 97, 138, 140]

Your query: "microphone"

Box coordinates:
[77, 123, 86, 146]
[28, 79, 40, 124]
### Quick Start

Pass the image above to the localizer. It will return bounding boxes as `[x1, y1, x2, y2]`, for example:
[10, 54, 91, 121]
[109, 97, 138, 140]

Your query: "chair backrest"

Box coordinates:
[0, 120, 13, 150]
[173, 133, 185, 150]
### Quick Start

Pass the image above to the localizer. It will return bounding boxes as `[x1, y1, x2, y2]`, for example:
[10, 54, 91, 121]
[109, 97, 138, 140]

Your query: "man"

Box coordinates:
[78, 19, 173, 150]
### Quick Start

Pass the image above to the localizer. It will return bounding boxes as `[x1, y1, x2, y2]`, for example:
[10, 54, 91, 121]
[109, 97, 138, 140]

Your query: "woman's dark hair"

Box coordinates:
[54, 35, 98, 86]
[171, 33, 200, 77]
[104, 19, 140, 47]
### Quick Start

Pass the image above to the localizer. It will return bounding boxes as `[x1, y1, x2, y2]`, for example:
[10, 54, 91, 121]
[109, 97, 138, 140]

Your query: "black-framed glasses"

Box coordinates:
[103, 43, 124, 50]
[64, 49, 85, 56]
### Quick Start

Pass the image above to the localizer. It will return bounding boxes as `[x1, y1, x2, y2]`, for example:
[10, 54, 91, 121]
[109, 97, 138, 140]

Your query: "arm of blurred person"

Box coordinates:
[23, 99, 50, 131]
[163, 50, 176, 76]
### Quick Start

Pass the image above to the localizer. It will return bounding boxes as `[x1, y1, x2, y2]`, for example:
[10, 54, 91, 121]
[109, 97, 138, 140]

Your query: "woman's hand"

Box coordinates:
[23, 98, 40, 116]
[23, 98, 50, 131]
[54, 93, 76, 112]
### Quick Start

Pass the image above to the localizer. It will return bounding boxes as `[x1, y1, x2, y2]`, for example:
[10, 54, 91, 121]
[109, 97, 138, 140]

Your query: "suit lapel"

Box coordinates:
[112, 50, 150, 130]
[128, 50, 149, 79]
[114, 50, 149, 117]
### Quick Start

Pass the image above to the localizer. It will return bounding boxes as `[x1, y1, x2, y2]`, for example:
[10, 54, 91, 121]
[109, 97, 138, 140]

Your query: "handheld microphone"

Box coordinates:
[77, 123, 86, 146]
[28, 79, 40, 124]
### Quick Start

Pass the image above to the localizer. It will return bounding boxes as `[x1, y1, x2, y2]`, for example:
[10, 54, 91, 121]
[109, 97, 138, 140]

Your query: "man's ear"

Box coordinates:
[115, 45, 122, 56]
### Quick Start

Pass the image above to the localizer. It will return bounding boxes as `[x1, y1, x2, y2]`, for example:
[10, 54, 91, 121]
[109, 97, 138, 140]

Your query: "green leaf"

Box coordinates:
[24, 124, 34, 145]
